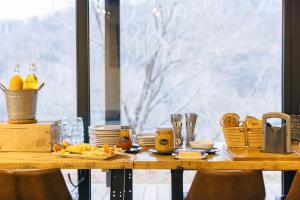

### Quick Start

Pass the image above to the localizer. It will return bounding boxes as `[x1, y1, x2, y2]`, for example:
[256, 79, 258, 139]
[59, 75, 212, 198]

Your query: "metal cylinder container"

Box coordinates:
[4, 90, 37, 120]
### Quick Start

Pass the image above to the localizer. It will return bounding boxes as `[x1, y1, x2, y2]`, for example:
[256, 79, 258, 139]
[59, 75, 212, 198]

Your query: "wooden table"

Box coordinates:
[1, 149, 300, 200]
[134, 149, 300, 171]
[0, 152, 134, 200]
[0, 152, 133, 169]
[134, 149, 300, 200]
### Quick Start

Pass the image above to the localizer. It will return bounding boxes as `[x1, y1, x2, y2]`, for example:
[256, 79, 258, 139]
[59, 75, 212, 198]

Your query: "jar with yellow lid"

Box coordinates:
[155, 128, 174, 153]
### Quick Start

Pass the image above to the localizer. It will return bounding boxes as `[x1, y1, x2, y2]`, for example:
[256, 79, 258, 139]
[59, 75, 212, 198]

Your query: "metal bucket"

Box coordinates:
[4, 90, 38, 120]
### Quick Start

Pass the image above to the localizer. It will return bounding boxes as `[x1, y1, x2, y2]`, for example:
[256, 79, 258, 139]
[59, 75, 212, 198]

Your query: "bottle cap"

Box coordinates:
[30, 63, 37, 72]
[14, 65, 20, 73]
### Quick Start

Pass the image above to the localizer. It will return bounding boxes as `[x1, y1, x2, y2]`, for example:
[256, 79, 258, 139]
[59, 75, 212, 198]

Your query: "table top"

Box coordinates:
[0, 152, 134, 169]
[1, 149, 300, 170]
[133, 150, 300, 171]
[228, 148, 300, 161]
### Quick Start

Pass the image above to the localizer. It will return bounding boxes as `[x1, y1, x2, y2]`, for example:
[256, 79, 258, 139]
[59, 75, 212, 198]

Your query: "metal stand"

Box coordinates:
[125, 169, 133, 200]
[106, 171, 111, 187]
[275, 196, 286, 200]
[282, 171, 296, 196]
[78, 169, 91, 200]
[171, 169, 184, 200]
[110, 169, 133, 200]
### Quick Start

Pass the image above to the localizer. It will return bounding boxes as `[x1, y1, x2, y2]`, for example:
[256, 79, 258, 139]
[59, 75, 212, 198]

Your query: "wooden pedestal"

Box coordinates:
[0, 123, 59, 152]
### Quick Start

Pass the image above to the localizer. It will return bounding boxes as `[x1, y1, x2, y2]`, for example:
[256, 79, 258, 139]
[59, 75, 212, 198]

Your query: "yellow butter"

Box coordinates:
[178, 151, 202, 158]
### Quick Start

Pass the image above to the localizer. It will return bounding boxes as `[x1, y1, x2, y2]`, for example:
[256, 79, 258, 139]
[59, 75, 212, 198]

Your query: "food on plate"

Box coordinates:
[221, 113, 240, 128]
[61, 141, 71, 149]
[53, 144, 62, 152]
[52, 141, 71, 153]
[54, 143, 123, 158]
[65, 143, 94, 154]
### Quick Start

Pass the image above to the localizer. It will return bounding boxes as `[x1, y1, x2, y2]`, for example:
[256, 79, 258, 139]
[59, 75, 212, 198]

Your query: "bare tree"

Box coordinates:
[120, 0, 281, 139]
[121, 1, 200, 133]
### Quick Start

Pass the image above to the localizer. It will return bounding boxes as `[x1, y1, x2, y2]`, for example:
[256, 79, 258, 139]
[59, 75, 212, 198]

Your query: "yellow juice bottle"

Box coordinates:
[9, 65, 23, 91]
[23, 63, 39, 90]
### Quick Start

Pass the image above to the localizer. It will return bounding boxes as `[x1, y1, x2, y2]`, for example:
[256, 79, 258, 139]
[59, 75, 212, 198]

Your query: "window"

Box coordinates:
[0, 0, 76, 121]
[0, 1, 284, 199]
[120, 0, 282, 142]
[90, 0, 105, 124]
[119, 1, 282, 199]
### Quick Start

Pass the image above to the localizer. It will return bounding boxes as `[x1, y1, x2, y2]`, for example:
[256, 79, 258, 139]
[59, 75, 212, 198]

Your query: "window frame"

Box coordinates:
[76, 0, 300, 199]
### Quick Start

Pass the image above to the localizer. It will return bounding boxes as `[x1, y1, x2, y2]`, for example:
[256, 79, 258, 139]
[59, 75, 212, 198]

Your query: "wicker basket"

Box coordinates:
[246, 127, 263, 148]
[223, 125, 262, 148]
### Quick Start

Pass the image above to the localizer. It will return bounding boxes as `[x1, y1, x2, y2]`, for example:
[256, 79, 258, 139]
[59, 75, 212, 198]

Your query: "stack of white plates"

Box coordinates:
[89, 125, 120, 147]
[138, 133, 155, 147]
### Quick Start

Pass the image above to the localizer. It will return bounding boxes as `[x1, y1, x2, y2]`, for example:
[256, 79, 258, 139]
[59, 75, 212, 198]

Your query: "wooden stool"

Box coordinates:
[186, 170, 265, 200]
[286, 171, 300, 200]
[0, 169, 72, 200]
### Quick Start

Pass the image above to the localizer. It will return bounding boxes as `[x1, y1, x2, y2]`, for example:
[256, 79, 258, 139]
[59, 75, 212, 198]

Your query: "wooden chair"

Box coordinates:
[186, 170, 265, 200]
[286, 171, 300, 200]
[0, 169, 72, 200]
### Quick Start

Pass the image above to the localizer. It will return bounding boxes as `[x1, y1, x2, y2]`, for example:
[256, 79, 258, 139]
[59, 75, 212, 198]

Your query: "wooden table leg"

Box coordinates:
[171, 169, 184, 200]
[78, 169, 91, 200]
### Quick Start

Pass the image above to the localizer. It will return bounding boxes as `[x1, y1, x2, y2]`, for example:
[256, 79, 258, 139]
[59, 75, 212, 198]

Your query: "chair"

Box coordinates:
[0, 169, 16, 200]
[0, 169, 72, 200]
[285, 171, 300, 200]
[186, 170, 265, 200]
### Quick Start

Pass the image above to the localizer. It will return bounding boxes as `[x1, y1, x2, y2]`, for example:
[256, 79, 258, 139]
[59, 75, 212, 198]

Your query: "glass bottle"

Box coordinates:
[155, 128, 174, 153]
[23, 63, 39, 90]
[119, 126, 132, 150]
[9, 65, 23, 91]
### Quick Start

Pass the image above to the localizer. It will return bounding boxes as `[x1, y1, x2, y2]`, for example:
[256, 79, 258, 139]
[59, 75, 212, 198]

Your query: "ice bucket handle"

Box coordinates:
[0, 83, 7, 92]
[37, 82, 45, 91]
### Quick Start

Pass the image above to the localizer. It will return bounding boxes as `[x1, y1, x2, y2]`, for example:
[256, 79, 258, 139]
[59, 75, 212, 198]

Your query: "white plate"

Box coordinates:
[95, 139, 119, 141]
[138, 140, 155, 143]
[89, 125, 120, 131]
[138, 136, 155, 139]
[139, 142, 155, 144]
[91, 132, 120, 136]
[95, 141, 118, 144]
[139, 143, 155, 144]
[54, 153, 120, 160]
[94, 138, 120, 140]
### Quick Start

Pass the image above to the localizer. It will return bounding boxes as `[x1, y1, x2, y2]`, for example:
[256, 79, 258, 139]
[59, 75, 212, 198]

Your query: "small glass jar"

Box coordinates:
[155, 128, 174, 153]
[119, 126, 132, 150]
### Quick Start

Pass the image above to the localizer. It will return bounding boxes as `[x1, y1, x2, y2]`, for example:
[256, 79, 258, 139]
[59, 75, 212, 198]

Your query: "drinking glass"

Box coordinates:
[70, 117, 84, 144]
[60, 117, 71, 143]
